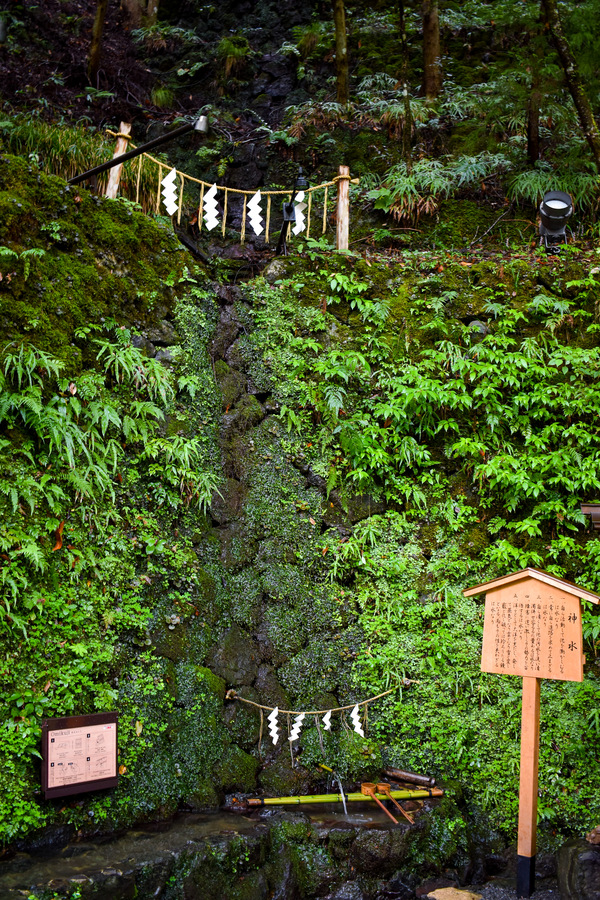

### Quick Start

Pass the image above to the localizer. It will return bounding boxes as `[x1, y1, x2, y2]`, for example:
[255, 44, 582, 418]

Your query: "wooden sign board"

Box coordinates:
[480, 583, 584, 682]
[465, 567, 600, 899]
[41, 712, 118, 800]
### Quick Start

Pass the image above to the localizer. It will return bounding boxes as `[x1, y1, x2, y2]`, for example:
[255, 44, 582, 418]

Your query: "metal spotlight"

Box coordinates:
[539, 190, 573, 251]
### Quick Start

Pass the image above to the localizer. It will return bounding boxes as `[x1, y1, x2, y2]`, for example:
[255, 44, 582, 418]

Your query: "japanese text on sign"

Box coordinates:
[481, 585, 584, 682]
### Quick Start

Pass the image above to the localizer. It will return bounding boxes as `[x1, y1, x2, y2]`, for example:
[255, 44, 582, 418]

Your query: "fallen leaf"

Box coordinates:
[309, 517, 316, 525]
[52, 521, 65, 552]
[135, 720, 143, 736]
[119, 765, 127, 775]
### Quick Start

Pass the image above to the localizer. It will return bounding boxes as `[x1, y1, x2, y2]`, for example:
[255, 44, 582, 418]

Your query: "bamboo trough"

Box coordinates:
[240, 787, 443, 807]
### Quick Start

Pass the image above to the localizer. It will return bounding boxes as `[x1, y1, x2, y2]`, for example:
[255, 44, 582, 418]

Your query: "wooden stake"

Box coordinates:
[517, 676, 540, 898]
[105, 123, 131, 199]
[336, 165, 350, 251]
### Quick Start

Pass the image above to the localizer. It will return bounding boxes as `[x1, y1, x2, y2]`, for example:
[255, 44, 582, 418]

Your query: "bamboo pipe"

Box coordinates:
[383, 767, 436, 788]
[361, 782, 398, 824]
[377, 782, 414, 825]
[242, 787, 443, 807]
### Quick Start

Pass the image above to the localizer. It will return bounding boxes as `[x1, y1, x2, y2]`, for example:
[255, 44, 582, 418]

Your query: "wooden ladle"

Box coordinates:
[376, 782, 415, 824]
[360, 782, 398, 824]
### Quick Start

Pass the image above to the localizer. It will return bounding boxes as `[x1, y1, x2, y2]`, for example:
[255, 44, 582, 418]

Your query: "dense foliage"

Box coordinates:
[4, 0, 600, 886]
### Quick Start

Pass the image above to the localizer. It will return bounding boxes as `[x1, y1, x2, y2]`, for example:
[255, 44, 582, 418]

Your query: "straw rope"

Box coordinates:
[222, 188, 228, 237]
[105, 132, 359, 238]
[226, 687, 399, 717]
[155, 164, 162, 214]
[265, 195, 271, 243]
[177, 173, 184, 225]
[135, 155, 142, 206]
[198, 182, 204, 232]
[240, 193, 247, 244]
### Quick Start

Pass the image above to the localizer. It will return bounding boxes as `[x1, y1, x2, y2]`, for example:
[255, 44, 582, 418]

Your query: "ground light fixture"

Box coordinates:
[276, 167, 309, 256]
[538, 190, 573, 251]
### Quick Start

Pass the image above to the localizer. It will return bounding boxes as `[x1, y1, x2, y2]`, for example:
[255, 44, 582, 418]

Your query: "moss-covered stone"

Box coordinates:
[213, 745, 259, 793]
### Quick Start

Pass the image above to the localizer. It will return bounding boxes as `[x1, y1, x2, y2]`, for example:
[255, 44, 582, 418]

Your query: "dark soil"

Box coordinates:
[0, 0, 159, 124]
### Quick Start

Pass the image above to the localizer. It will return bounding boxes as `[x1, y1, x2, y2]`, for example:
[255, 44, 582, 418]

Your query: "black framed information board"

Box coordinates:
[41, 712, 118, 799]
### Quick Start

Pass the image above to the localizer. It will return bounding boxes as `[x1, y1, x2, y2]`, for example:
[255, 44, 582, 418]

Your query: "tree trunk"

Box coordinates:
[88, 0, 109, 85]
[142, 0, 158, 25]
[399, 0, 413, 164]
[421, 0, 442, 100]
[332, 0, 349, 105]
[540, 0, 600, 171]
[120, 0, 158, 28]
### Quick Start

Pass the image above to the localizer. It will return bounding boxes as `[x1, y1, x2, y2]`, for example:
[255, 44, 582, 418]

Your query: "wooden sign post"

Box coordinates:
[464, 567, 600, 898]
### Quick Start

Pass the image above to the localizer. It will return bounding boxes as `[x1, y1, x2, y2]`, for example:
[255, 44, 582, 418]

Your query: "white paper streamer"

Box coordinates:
[268, 706, 280, 745]
[203, 183, 219, 231]
[350, 704, 365, 738]
[322, 710, 332, 731]
[161, 168, 179, 216]
[247, 190, 263, 235]
[288, 713, 305, 742]
[292, 190, 306, 236]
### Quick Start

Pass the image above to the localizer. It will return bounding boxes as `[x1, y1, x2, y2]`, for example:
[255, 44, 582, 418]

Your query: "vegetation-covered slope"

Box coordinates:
[3, 0, 600, 890]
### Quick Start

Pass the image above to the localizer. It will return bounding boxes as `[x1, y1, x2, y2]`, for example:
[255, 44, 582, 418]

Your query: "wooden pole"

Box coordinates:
[104, 123, 132, 199]
[517, 676, 540, 898]
[336, 165, 350, 251]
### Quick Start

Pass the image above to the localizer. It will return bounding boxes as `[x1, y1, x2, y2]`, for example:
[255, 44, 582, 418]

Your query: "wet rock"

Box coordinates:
[223, 685, 261, 749]
[207, 625, 260, 686]
[557, 837, 600, 900]
[258, 753, 311, 797]
[215, 362, 246, 410]
[467, 319, 490, 343]
[228, 432, 261, 480]
[215, 283, 244, 305]
[329, 884, 365, 900]
[146, 319, 178, 346]
[225, 335, 245, 369]
[263, 258, 289, 284]
[416, 878, 456, 898]
[352, 826, 410, 877]
[151, 621, 190, 662]
[131, 333, 156, 357]
[184, 777, 221, 810]
[217, 522, 259, 570]
[209, 477, 247, 525]
[265, 844, 301, 900]
[155, 347, 175, 363]
[213, 745, 259, 793]
[328, 827, 357, 860]
[212, 305, 241, 359]
[425, 889, 482, 900]
[254, 664, 290, 709]
[222, 394, 265, 442]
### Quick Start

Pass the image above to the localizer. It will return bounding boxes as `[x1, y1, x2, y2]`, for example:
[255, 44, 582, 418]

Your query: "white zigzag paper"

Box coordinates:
[247, 190, 263, 236]
[161, 168, 179, 216]
[292, 190, 306, 236]
[268, 706, 280, 745]
[322, 710, 332, 731]
[203, 183, 219, 231]
[288, 713, 305, 742]
[350, 704, 365, 738]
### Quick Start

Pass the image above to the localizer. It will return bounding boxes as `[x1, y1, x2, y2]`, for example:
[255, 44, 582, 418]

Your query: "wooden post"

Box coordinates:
[517, 676, 540, 898]
[105, 123, 132, 199]
[336, 165, 350, 251]
[464, 568, 600, 900]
